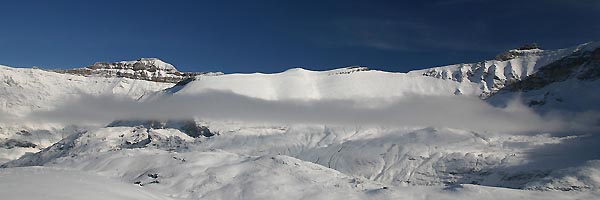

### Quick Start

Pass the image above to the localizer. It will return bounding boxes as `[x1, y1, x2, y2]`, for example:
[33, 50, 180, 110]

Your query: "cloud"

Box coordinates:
[22, 90, 576, 134]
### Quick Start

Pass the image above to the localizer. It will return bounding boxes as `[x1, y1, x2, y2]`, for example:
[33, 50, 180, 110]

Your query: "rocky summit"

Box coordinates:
[52, 58, 221, 83]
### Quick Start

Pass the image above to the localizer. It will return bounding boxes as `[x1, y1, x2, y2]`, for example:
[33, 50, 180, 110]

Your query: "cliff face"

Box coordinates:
[52, 58, 221, 83]
[495, 43, 541, 61]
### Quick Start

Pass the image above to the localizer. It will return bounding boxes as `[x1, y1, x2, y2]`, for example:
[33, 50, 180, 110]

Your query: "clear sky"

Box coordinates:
[1, 0, 599, 73]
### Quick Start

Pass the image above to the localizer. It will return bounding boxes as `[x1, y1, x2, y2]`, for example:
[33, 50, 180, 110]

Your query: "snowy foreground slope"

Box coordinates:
[2, 127, 599, 200]
[3, 164, 597, 200]
[1, 42, 600, 199]
[0, 167, 173, 200]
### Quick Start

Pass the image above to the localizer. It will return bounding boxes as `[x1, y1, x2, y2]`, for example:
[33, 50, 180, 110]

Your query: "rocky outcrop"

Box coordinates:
[496, 44, 541, 61]
[108, 119, 216, 138]
[327, 66, 370, 75]
[576, 48, 600, 81]
[0, 139, 37, 149]
[52, 58, 222, 83]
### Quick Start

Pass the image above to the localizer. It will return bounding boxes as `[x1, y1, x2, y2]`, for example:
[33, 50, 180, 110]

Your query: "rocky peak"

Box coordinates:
[327, 65, 369, 75]
[87, 58, 179, 73]
[516, 43, 540, 50]
[495, 43, 543, 61]
[51, 58, 222, 83]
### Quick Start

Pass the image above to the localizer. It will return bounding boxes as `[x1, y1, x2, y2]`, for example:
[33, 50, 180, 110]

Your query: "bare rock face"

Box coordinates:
[516, 43, 540, 50]
[495, 44, 541, 61]
[108, 119, 216, 138]
[52, 58, 222, 83]
[327, 66, 369, 75]
[575, 48, 600, 81]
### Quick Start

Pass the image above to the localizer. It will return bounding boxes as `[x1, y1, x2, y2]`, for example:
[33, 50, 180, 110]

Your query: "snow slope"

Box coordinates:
[0, 64, 174, 116]
[167, 123, 600, 190]
[3, 42, 597, 116]
[151, 42, 600, 101]
[411, 42, 600, 97]
[0, 167, 174, 200]
[3, 156, 597, 200]
[160, 67, 481, 101]
[2, 126, 599, 199]
[5, 124, 600, 191]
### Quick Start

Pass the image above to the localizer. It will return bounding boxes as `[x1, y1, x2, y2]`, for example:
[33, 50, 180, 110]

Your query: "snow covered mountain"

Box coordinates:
[5, 41, 596, 116]
[0, 65, 175, 163]
[488, 45, 600, 113]
[411, 42, 600, 97]
[148, 42, 600, 101]
[0, 65, 174, 116]
[1, 41, 600, 200]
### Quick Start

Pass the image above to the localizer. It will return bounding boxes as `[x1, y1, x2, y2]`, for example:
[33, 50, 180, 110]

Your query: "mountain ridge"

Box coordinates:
[45, 41, 600, 98]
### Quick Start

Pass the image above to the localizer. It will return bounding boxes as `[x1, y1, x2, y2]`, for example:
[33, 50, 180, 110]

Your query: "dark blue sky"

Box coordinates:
[1, 0, 599, 73]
